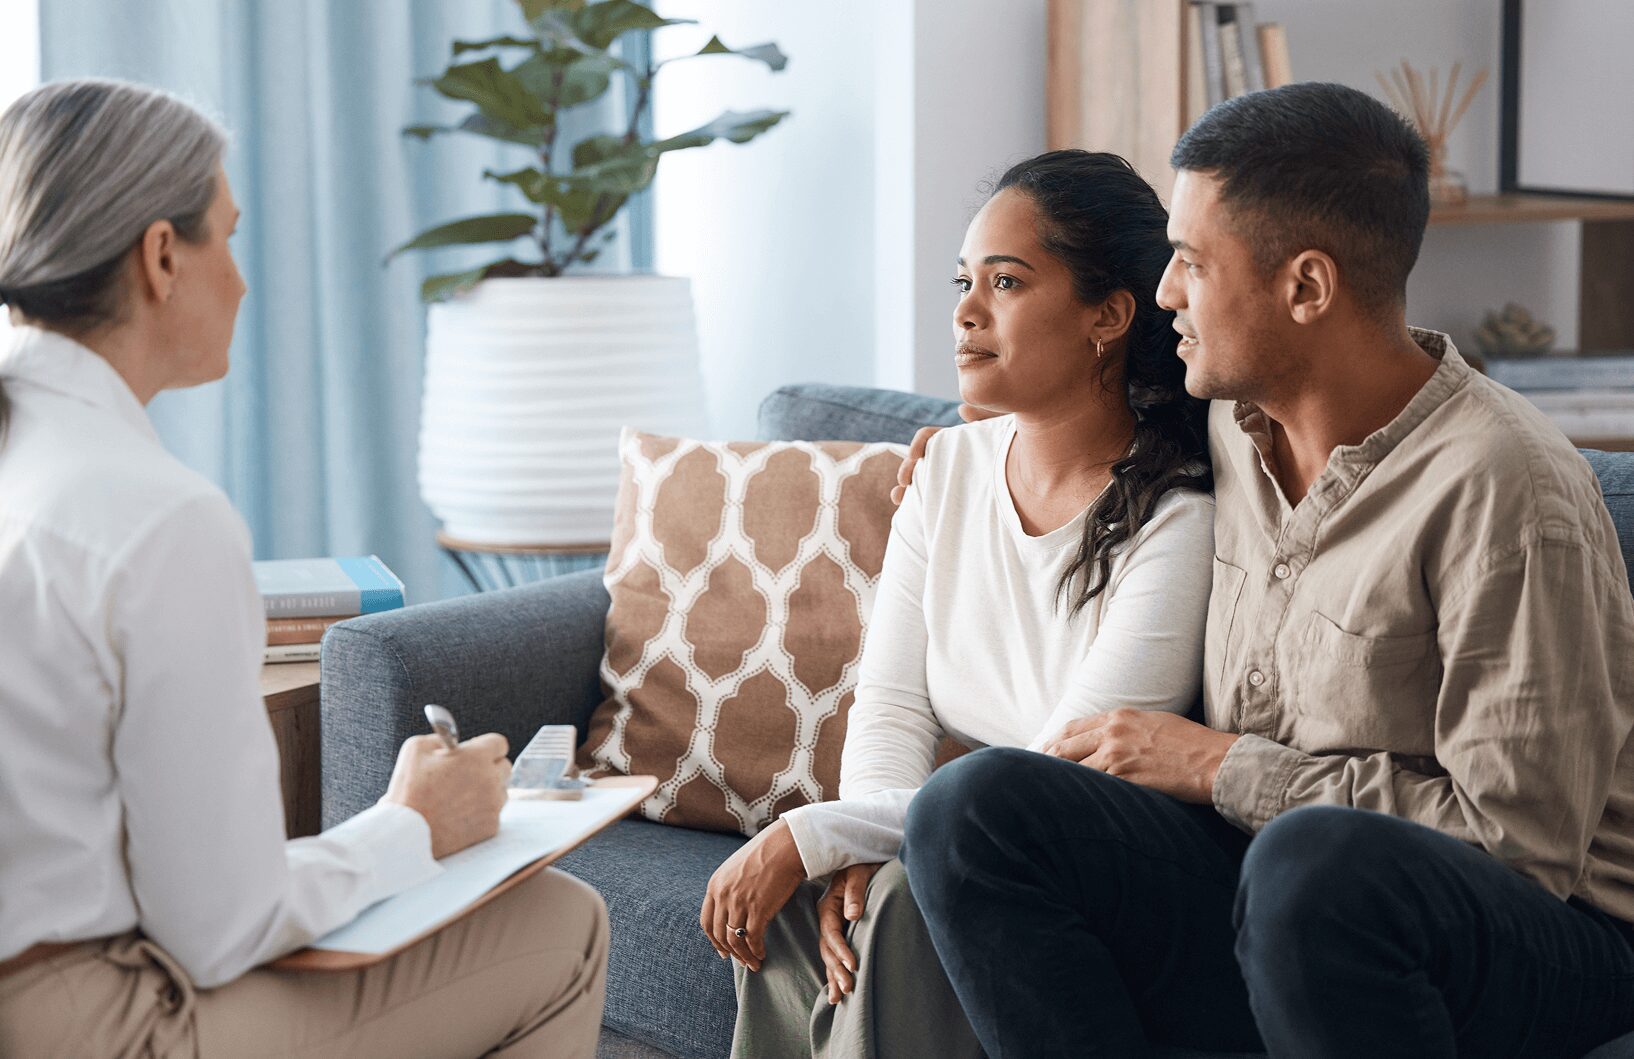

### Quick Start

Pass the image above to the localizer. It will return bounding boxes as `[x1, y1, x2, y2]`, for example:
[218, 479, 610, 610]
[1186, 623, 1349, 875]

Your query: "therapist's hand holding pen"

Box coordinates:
[377, 704, 512, 860]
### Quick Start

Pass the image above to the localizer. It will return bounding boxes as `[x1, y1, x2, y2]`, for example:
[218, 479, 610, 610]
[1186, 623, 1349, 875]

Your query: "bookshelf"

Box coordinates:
[1046, 0, 1634, 356]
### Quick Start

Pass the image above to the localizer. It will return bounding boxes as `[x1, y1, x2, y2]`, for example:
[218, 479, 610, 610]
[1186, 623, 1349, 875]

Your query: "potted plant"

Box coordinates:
[391, 0, 788, 547]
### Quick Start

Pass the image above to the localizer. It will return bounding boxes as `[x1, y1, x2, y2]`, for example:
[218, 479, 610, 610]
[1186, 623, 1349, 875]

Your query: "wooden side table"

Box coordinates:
[262, 661, 321, 838]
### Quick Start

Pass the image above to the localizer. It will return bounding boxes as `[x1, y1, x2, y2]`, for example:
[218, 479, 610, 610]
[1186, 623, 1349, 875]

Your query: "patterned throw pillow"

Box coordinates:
[578, 428, 906, 836]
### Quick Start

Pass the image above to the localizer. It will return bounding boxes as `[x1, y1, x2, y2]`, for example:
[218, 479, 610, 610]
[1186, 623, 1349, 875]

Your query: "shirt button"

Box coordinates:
[1248, 670, 1266, 687]
[1273, 562, 1291, 580]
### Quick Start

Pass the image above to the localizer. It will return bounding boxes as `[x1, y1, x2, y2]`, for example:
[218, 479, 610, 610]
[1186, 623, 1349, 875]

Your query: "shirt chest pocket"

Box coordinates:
[1283, 612, 1441, 750]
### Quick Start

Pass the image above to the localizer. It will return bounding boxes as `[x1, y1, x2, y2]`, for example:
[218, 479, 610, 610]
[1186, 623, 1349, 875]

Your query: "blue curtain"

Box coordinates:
[40, 0, 652, 602]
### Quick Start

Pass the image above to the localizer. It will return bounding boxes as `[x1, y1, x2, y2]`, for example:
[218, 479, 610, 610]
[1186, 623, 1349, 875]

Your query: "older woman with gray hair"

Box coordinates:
[0, 79, 608, 1057]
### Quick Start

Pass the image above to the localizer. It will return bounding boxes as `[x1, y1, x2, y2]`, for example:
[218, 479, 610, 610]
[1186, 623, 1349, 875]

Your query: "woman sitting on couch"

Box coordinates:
[701, 149, 1216, 1058]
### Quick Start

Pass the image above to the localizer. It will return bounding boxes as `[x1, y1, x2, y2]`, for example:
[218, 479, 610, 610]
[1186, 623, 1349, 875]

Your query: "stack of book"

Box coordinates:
[1483, 352, 1634, 444]
[1187, 3, 1292, 122]
[253, 555, 406, 664]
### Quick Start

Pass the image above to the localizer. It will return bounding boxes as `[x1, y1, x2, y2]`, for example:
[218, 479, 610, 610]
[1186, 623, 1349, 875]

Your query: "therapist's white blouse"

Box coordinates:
[0, 328, 439, 988]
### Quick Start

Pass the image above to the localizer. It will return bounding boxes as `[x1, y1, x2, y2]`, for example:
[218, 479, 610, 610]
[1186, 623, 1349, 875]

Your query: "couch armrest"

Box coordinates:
[319, 569, 612, 827]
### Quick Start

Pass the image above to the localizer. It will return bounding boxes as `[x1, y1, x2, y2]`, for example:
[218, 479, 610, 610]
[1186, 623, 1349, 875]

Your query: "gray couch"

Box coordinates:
[321, 383, 1634, 1059]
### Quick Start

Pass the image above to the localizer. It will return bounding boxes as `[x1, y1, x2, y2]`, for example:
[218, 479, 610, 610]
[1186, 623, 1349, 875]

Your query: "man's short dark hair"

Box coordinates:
[1171, 82, 1430, 314]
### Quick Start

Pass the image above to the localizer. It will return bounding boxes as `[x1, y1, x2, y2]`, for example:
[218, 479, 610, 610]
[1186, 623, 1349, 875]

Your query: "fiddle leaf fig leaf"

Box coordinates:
[427, 58, 552, 132]
[653, 108, 789, 149]
[513, 50, 622, 108]
[514, 0, 582, 23]
[451, 35, 540, 56]
[421, 257, 540, 301]
[677, 36, 789, 72]
[573, 0, 691, 49]
[457, 112, 553, 146]
[386, 212, 538, 261]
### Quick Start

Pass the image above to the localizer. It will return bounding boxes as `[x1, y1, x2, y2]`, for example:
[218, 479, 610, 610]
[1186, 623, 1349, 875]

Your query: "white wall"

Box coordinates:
[0, 0, 41, 351]
[654, 1, 881, 438]
[877, 0, 1048, 400]
[655, 0, 1046, 436]
[1251, 0, 1582, 349]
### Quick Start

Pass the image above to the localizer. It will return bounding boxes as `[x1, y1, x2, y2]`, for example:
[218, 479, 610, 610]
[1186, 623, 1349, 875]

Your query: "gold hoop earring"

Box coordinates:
[1095, 338, 1105, 359]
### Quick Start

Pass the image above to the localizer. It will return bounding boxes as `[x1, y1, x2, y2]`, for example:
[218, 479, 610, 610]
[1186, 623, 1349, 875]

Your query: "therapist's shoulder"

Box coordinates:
[4, 401, 241, 562]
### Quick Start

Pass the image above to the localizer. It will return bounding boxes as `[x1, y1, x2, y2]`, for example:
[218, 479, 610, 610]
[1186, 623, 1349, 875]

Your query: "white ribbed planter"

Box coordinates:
[420, 276, 709, 545]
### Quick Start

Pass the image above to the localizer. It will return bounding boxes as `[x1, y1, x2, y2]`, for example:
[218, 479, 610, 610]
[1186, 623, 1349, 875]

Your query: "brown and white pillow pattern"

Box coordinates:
[578, 427, 906, 836]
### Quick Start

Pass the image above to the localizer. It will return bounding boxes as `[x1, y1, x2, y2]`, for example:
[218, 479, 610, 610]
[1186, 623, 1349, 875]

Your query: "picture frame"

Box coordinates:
[1500, 0, 1634, 199]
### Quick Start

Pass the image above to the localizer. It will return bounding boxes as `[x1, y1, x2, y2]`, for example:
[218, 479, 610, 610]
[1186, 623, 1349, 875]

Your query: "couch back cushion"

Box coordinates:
[579, 428, 906, 835]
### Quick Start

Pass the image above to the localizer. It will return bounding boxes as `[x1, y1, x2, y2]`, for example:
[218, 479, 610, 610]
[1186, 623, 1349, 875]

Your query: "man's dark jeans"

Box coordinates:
[899, 747, 1634, 1058]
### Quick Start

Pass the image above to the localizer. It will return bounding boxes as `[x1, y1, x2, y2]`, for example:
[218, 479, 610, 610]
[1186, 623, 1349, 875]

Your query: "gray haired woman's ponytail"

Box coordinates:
[0, 79, 227, 445]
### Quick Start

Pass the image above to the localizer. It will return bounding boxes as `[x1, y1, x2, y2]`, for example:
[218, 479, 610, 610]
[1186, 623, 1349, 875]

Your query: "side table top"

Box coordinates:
[261, 662, 320, 712]
[436, 530, 610, 556]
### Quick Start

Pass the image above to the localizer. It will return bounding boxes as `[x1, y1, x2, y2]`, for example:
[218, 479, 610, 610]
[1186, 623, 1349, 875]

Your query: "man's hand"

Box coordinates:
[1042, 709, 1239, 804]
[890, 404, 999, 505]
[816, 862, 883, 1003]
[701, 818, 808, 972]
[380, 732, 512, 859]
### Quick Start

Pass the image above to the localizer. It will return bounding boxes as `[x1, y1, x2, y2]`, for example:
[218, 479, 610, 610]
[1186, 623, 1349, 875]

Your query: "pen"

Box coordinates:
[424, 703, 460, 751]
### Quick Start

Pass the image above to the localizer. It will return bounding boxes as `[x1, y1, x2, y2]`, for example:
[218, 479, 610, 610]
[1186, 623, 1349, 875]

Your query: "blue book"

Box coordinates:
[253, 556, 406, 618]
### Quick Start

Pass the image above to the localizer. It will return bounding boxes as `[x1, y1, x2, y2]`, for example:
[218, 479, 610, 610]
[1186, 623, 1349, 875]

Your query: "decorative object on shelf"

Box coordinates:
[391, 0, 789, 550]
[1473, 301, 1557, 357]
[1375, 60, 1488, 207]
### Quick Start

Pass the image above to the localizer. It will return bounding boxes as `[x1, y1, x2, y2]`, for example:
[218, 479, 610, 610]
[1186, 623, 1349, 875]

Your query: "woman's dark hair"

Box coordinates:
[993, 149, 1212, 615]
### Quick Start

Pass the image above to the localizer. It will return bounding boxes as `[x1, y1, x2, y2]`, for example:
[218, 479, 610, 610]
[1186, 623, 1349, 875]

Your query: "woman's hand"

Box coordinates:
[701, 818, 808, 971]
[816, 862, 884, 1003]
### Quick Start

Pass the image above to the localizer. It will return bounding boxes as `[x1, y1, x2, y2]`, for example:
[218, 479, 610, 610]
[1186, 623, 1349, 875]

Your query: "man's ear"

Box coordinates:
[136, 218, 179, 304]
[1092, 288, 1137, 345]
[1286, 249, 1337, 325]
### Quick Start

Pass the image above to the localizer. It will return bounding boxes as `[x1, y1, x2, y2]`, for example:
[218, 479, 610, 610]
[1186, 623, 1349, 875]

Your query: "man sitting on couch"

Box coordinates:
[899, 82, 1634, 1056]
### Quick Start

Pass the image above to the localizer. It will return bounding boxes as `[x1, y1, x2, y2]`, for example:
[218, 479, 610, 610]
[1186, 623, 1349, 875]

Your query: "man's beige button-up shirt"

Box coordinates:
[1206, 328, 1634, 921]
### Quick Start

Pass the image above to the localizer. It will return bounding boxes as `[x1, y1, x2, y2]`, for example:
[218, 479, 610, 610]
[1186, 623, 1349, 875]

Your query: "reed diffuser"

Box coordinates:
[1375, 61, 1489, 206]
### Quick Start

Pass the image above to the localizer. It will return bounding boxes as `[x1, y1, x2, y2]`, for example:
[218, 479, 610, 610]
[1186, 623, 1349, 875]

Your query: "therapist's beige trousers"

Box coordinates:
[0, 867, 607, 1059]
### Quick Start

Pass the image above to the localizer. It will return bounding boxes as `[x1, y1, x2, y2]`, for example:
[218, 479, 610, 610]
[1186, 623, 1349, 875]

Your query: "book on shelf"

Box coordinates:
[1218, 7, 1247, 98]
[1187, 2, 1288, 116]
[252, 555, 405, 619]
[1257, 23, 1291, 88]
[264, 642, 323, 665]
[1195, 2, 1224, 107]
[1483, 351, 1634, 392]
[267, 614, 353, 646]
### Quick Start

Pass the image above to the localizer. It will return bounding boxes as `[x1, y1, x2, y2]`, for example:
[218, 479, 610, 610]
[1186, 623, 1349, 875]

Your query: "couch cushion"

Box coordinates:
[758, 383, 963, 445]
[580, 429, 906, 836]
[557, 818, 745, 1058]
[1582, 449, 1634, 599]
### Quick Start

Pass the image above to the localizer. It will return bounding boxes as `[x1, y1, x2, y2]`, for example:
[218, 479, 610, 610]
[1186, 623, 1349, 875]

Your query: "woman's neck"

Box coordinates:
[1008, 399, 1135, 497]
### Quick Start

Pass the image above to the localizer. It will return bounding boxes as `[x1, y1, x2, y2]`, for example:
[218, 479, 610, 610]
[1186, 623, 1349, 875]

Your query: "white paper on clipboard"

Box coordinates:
[307, 784, 641, 956]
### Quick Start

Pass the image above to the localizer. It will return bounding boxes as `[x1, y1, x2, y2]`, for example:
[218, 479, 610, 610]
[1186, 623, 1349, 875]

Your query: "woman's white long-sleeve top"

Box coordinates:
[781, 415, 1215, 878]
[0, 328, 440, 988]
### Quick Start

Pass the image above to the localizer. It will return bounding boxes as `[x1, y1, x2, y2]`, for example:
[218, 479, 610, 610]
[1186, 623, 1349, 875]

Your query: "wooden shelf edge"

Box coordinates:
[1429, 193, 1634, 227]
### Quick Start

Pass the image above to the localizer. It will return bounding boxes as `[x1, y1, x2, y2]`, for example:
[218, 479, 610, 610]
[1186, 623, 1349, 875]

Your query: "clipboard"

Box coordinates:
[272, 775, 656, 972]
